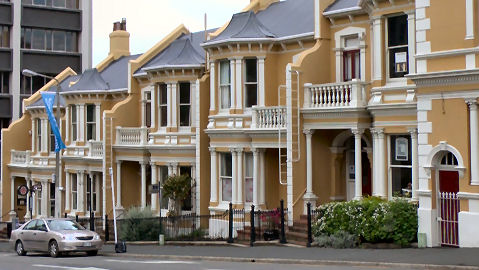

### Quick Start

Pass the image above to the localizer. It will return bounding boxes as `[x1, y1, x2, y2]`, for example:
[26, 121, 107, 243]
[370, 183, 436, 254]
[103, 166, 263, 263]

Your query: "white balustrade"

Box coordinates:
[11, 150, 30, 164]
[88, 141, 103, 157]
[252, 106, 287, 129]
[304, 80, 366, 108]
[116, 127, 149, 145]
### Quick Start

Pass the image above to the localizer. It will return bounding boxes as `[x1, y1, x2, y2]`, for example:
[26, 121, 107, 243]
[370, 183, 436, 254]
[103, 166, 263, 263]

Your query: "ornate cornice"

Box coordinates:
[407, 69, 479, 87]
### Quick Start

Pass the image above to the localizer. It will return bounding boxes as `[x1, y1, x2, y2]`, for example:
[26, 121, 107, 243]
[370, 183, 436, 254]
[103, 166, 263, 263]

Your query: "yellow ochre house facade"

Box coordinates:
[2, 0, 479, 248]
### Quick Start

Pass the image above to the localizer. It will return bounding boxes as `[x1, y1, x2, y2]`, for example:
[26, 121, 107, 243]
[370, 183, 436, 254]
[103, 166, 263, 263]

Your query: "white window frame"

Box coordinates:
[218, 60, 231, 111]
[244, 58, 258, 109]
[220, 152, 232, 203]
[334, 27, 366, 83]
[158, 83, 168, 130]
[142, 89, 152, 128]
[387, 134, 412, 199]
[86, 104, 96, 141]
[86, 175, 97, 212]
[385, 13, 409, 84]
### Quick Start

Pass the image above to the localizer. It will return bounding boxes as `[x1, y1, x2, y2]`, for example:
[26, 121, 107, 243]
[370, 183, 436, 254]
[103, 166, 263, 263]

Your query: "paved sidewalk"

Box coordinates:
[1, 241, 479, 269]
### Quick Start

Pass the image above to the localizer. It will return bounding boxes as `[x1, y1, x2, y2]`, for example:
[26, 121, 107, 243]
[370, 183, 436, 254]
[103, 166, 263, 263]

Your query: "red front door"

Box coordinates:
[438, 170, 459, 247]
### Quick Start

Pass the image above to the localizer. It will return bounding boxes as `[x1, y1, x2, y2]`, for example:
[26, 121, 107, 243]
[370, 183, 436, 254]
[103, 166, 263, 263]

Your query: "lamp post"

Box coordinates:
[22, 69, 62, 218]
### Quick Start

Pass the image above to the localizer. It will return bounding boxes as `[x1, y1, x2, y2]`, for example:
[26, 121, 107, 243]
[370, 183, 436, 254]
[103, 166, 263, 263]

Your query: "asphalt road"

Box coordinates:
[0, 252, 408, 270]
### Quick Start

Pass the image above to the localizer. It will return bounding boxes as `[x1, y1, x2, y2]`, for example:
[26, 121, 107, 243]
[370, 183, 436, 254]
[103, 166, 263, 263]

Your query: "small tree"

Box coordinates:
[162, 174, 191, 215]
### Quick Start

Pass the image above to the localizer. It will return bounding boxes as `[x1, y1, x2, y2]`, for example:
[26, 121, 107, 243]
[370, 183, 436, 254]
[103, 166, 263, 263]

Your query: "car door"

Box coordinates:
[32, 219, 50, 251]
[19, 220, 37, 251]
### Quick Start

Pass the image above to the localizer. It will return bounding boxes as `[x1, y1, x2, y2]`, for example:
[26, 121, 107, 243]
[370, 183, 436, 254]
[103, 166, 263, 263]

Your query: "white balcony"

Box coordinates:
[251, 106, 287, 129]
[10, 150, 54, 167]
[116, 127, 149, 146]
[304, 80, 367, 109]
[88, 141, 103, 157]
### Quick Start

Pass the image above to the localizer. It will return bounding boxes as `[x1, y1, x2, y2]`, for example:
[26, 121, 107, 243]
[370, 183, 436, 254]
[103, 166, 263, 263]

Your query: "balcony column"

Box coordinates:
[352, 128, 364, 200]
[467, 99, 479, 185]
[78, 104, 85, 142]
[252, 148, 259, 206]
[237, 148, 243, 205]
[31, 119, 36, 153]
[258, 56, 265, 106]
[116, 161, 122, 208]
[171, 83, 178, 128]
[151, 162, 158, 212]
[65, 172, 71, 211]
[235, 57, 243, 110]
[231, 148, 238, 204]
[303, 129, 318, 213]
[140, 161, 147, 209]
[9, 177, 16, 220]
[229, 59, 236, 110]
[209, 147, 218, 204]
[95, 103, 101, 140]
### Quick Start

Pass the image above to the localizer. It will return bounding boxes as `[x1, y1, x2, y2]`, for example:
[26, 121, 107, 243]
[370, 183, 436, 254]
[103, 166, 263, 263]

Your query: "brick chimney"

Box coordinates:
[109, 18, 130, 59]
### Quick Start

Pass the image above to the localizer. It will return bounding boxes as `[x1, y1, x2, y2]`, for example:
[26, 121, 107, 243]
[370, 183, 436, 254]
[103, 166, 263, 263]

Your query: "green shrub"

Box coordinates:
[312, 197, 417, 246]
[119, 206, 161, 241]
[315, 230, 359, 248]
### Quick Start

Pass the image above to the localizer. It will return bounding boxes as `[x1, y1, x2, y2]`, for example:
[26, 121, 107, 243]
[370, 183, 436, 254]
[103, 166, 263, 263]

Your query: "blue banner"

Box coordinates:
[41, 92, 66, 152]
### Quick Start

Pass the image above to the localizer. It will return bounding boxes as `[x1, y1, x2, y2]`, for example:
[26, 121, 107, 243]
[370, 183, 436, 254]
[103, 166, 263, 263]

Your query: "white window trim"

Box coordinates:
[334, 27, 366, 83]
[178, 81, 191, 130]
[158, 83, 168, 132]
[243, 58, 259, 111]
[218, 60, 232, 113]
[219, 152, 233, 204]
[141, 87, 152, 128]
[85, 104, 96, 141]
[388, 134, 413, 199]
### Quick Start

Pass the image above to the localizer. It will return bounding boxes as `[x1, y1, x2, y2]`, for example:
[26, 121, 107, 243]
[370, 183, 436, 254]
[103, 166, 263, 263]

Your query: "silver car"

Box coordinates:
[10, 218, 103, 257]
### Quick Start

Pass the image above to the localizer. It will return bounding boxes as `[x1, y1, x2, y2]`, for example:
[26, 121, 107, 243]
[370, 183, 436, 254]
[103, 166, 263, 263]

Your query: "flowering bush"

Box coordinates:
[312, 197, 417, 246]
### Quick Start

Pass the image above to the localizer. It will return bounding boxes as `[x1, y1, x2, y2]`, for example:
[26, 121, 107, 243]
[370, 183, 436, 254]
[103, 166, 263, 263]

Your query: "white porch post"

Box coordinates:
[352, 128, 364, 199]
[24, 178, 31, 220]
[409, 128, 419, 201]
[78, 104, 85, 142]
[467, 99, 479, 185]
[258, 57, 265, 106]
[259, 149, 266, 205]
[78, 172, 85, 213]
[209, 147, 218, 203]
[116, 161, 122, 208]
[171, 83, 177, 128]
[229, 59, 236, 109]
[376, 128, 386, 198]
[65, 173, 71, 211]
[140, 161, 147, 209]
[231, 148, 238, 204]
[237, 148, 243, 205]
[371, 129, 379, 196]
[303, 129, 318, 213]
[235, 58, 242, 110]
[41, 182, 47, 217]
[252, 149, 259, 206]
[9, 177, 16, 219]
[151, 163, 158, 212]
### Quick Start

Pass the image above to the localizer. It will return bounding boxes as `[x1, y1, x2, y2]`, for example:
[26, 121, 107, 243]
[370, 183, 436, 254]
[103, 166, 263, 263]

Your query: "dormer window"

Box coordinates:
[244, 59, 258, 108]
[219, 60, 231, 110]
[179, 82, 190, 127]
[86, 104, 96, 141]
[387, 14, 408, 79]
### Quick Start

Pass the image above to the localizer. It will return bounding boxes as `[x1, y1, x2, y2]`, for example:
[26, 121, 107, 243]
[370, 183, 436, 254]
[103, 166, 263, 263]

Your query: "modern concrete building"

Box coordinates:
[0, 0, 92, 143]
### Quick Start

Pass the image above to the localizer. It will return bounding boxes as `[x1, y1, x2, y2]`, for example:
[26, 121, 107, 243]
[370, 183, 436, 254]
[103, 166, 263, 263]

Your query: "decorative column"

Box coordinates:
[209, 147, 218, 204]
[65, 106, 70, 143]
[352, 128, 364, 199]
[406, 10, 416, 74]
[31, 119, 36, 152]
[140, 161, 147, 209]
[24, 178, 31, 220]
[231, 148, 238, 204]
[167, 83, 173, 128]
[229, 59, 236, 110]
[252, 149, 259, 206]
[41, 181, 48, 217]
[370, 128, 379, 196]
[171, 83, 177, 128]
[78, 171, 85, 213]
[65, 173, 71, 211]
[116, 161, 122, 208]
[467, 99, 479, 185]
[235, 58, 243, 110]
[78, 104, 85, 142]
[259, 149, 266, 205]
[409, 128, 419, 201]
[237, 148, 243, 205]
[372, 16, 383, 81]
[151, 162, 158, 212]
[303, 129, 318, 213]
[377, 129, 386, 197]
[191, 163, 197, 214]
[95, 103, 101, 139]
[209, 61, 216, 111]
[258, 57, 265, 106]
[95, 173, 100, 212]
[41, 119, 48, 152]
[9, 177, 16, 220]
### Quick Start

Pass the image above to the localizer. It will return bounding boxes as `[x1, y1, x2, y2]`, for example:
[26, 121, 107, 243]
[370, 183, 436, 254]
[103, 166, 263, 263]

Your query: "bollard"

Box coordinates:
[90, 211, 95, 231]
[105, 215, 109, 242]
[250, 205, 255, 246]
[159, 234, 165, 246]
[227, 202, 233, 243]
[307, 202, 312, 247]
[280, 199, 287, 244]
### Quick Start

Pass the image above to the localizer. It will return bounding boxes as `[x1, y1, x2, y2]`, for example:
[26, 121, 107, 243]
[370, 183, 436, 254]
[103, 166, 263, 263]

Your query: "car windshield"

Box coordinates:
[46, 220, 85, 231]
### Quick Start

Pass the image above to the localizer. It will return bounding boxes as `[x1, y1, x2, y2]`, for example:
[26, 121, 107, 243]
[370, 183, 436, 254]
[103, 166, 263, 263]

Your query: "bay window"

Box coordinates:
[179, 82, 190, 127]
[387, 14, 408, 78]
[219, 60, 231, 110]
[244, 59, 258, 108]
[159, 83, 167, 127]
[86, 104, 95, 140]
[220, 153, 232, 202]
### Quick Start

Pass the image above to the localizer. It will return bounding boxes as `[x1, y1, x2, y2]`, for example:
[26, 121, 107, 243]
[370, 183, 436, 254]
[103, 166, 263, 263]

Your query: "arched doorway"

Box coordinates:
[437, 151, 460, 247]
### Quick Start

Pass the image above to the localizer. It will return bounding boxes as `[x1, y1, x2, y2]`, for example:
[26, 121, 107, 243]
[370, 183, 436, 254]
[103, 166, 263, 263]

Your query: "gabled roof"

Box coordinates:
[135, 29, 215, 75]
[203, 0, 314, 46]
[323, 0, 363, 16]
[26, 75, 80, 109]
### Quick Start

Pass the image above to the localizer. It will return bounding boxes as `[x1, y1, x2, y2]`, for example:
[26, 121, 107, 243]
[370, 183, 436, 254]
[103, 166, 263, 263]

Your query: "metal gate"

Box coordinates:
[439, 192, 459, 247]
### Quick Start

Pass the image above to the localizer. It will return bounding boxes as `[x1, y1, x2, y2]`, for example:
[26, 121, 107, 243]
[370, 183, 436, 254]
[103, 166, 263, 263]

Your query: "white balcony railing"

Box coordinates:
[304, 80, 367, 108]
[251, 106, 287, 129]
[11, 150, 30, 164]
[88, 141, 103, 157]
[116, 127, 149, 145]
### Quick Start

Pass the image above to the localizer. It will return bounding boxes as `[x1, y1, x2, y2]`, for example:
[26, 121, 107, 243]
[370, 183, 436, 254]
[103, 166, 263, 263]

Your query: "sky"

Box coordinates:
[92, 0, 250, 66]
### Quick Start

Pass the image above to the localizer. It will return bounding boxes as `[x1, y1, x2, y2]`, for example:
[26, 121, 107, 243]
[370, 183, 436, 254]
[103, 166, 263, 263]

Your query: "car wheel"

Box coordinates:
[86, 250, 98, 256]
[48, 240, 60, 258]
[15, 241, 26, 256]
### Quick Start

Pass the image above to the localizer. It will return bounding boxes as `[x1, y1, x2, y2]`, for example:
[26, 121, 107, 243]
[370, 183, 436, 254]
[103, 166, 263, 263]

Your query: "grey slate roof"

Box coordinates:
[203, 0, 314, 46]
[66, 68, 110, 92]
[26, 75, 80, 109]
[136, 29, 215, 75]
[101, 54, 140, 90]
[324, 0, 362, 14]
